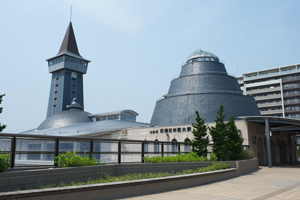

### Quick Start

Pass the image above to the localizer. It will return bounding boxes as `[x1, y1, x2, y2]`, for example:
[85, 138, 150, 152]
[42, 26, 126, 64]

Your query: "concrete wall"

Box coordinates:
[0, 159, 258, 200]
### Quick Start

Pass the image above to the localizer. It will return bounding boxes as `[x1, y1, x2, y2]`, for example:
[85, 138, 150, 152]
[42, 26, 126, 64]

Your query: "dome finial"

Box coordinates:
[66, 98, 83, 110]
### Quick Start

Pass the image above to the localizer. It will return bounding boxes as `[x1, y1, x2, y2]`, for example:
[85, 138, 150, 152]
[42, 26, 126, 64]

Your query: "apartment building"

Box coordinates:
[237, 64, 300, 119]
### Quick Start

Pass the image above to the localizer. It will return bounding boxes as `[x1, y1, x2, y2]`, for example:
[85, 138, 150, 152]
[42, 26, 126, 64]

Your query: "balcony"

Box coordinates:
[283, 91, 300, 97]
[285, 108, 300, 113]
[282, 76, 300, 82]
[257, 102, 282, 108]
[260, 109, 283, 115]
[284, 99, 300, 105]
[254, 94, 282, 101]
[247, 87, 281, 95]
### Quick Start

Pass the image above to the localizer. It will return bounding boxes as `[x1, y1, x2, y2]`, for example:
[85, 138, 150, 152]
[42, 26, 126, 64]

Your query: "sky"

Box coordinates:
[1, 0, 300, 133]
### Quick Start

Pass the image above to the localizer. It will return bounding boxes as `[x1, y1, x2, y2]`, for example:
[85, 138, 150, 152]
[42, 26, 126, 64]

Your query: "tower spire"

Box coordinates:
[70, 5, 72, 22]
[57, 22, 81, 57]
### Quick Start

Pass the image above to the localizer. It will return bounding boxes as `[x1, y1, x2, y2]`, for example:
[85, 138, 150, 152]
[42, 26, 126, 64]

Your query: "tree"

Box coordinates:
[189, 111, 209, 157]
[209, 105, 229, 160]
[0, 94, 6, 132]
[226, 115, 244, 160]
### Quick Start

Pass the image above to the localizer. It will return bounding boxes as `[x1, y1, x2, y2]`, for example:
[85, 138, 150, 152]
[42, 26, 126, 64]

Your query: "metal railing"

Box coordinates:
[282, 76, 300, 81]
[0, 133, 191, 168]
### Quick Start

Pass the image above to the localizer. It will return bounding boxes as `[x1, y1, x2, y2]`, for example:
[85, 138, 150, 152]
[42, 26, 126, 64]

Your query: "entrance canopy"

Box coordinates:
[239, 116, 300, 168]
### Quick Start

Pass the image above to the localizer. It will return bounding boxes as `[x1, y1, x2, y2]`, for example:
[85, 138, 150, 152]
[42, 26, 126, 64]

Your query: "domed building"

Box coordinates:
[150, 49, 261, 126]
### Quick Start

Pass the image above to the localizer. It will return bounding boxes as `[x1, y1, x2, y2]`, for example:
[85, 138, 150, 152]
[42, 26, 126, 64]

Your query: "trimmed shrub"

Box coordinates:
[240, 149, 254, 160]
[55, 151, 104, 167]
[0, 150, 11, 172]
[143, 152, 220, 163]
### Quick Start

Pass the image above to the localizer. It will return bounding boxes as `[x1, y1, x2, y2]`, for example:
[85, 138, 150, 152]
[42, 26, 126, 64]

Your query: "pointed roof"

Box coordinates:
[57, 22, 81, 57]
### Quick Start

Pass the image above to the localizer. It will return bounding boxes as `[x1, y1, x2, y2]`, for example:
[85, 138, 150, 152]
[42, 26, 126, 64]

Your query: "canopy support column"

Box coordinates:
[288, 133, 293, 165]
[265, 119, 272, 168]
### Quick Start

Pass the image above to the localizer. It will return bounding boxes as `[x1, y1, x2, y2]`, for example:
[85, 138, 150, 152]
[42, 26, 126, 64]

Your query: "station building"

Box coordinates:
[11, 22, 300, 166]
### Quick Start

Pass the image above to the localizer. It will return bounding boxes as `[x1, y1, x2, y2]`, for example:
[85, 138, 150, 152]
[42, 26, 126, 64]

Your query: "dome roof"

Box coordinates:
[187, 49, 219, 62]
[37, 110, 92, 130]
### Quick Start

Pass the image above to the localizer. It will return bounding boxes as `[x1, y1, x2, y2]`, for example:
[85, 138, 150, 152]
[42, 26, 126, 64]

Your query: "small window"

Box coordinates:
[72, 78, 76, 81]
[182, 128, 186, 132]
[54, 98, 57, 100]
[150, 131, 152, 134]
[187, 127, 191, 132]
[177, 128, 181, 132]
[173, 128, 176, 132]
[160, 129, 164, 133]
[72, 91, 76, 94]
[165, 129, 168, 133]
[55, 91, 58, 94]
[156, 130, 158, 134]
[56, 77, 59, 80]
[53, 105, 56, 107]
[72, 84, 76, 87]
[55, 84, 59, 87]
[169, 128, 172, 133]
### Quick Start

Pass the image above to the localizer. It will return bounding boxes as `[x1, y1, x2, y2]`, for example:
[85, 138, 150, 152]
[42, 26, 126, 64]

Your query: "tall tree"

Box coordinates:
[0, 94, 6, 132]
[209, 105, 230, 161]
[227, 115, 244, 160]
[189, 111, 209, 157]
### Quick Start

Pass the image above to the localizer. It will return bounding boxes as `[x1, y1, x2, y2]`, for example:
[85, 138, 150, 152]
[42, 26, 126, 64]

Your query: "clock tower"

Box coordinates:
[46, 22, 90, 118]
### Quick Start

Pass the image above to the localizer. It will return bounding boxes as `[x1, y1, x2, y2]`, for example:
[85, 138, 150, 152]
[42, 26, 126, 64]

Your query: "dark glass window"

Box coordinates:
[177, 128, 181, 132]
[160, 129, 164, 133]
[154, 139, 159, 154]
[187, 127, 191, 132]
[169, 128, 172, 133]
[165, 129, 168, 133]
[173, 128, 176, 132]
[171, 139, 177, 153]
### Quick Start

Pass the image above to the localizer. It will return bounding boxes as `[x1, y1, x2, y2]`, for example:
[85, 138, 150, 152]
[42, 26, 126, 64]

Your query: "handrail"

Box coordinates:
[0, 133, 191, 168]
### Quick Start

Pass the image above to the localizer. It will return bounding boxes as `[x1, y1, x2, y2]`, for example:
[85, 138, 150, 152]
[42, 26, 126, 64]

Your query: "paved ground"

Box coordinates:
[120, 165, 300, 200]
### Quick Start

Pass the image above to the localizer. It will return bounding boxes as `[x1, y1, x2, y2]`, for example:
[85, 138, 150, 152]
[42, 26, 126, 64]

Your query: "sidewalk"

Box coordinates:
[120, 165, 300, 200]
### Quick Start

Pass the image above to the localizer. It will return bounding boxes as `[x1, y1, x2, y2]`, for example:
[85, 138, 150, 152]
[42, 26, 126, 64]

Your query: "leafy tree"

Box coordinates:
[227, 115, 244, 160]
[209, 105, 230, 161]
[0, 94, 6, 132]
[189, 111, 209, 157]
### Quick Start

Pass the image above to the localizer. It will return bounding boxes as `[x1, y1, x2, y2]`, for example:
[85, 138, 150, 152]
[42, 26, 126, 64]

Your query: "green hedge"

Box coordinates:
[55, 151, 104, 167]
[0, 150, 10, 172]
[143, 152, 218, 163]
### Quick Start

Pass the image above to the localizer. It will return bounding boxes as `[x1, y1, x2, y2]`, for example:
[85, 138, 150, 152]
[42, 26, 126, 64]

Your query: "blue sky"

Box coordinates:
[1, 0, 300, 133]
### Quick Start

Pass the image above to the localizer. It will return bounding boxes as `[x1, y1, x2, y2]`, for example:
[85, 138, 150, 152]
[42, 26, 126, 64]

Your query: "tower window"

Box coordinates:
[54, 98, 57, 100]
[56, 77, 59, 80]
[55, 84, 59, 87]
[53, 105, 56, 107]
[72, 91, 76, 94]
[55, 91, 58, 93]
